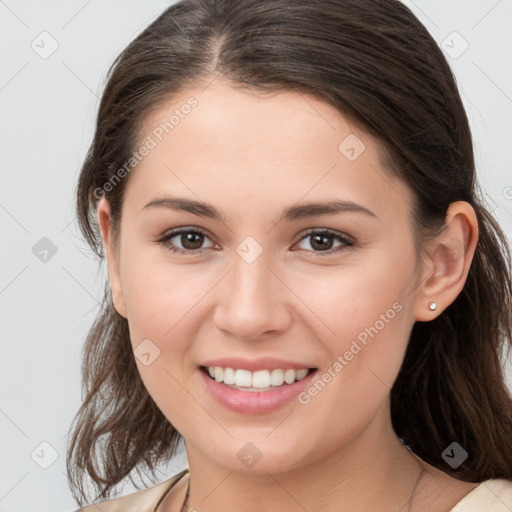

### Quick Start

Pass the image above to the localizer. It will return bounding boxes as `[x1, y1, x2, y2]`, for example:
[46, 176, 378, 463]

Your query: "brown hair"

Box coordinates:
[66, 0, 512, 506]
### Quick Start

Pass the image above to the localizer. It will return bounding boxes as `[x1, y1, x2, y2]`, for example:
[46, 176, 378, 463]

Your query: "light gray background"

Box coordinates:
[1, 1, 511, 511]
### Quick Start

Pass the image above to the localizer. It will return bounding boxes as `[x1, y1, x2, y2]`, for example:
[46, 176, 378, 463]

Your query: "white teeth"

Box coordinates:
[270, 369, 284, 386]
[252, 370, 270, 389]
[223, 367, 236, 385]
[284, 369, 296, 384]
[234, 369, 252, 387]
[205, 366, 311, 389]
[296, 369, 308, 380]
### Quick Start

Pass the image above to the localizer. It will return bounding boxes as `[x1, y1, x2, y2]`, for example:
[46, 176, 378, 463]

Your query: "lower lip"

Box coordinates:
[199, 368, 317, 414]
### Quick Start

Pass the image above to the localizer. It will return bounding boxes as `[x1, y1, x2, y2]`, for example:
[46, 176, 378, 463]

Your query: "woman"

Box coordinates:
[66, 0, 512, 510]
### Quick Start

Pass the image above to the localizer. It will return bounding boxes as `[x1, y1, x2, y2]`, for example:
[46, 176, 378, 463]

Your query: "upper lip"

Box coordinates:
[201, 357, 316, 372]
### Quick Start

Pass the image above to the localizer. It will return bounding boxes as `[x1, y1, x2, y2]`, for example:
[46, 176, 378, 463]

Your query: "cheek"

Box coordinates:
[299, 247, 416, 400]
[121, 232, 416, 365]
[297, 255, 413, 349]
[118, 252, 206, 428]
[115, 237, 417, 470]
[120, 248, 213, 339]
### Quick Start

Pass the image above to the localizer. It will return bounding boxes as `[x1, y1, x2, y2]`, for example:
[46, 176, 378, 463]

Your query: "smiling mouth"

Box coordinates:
[200, 365, 317, 392]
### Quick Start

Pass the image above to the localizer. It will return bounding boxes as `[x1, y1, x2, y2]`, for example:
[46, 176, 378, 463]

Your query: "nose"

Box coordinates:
[212, 252, 293, 340]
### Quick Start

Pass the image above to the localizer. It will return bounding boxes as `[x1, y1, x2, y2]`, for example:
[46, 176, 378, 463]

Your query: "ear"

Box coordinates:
[97, 197, 127, 318]
[413, 201, 479, 321]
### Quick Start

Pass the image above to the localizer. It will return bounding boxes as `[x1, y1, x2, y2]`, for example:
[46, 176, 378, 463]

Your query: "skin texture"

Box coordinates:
[97, 79, 480, 511]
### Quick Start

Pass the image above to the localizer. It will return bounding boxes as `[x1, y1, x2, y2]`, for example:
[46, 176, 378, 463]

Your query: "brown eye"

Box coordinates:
[158, 228, 215, 254]
[179, 231, 204, 250]
[309, 233, 334, 251]
[295, 229, 354, 256]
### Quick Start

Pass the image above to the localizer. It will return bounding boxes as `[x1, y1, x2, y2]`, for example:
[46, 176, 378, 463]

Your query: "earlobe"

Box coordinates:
[413, 201, 479, 322]
[97, 197, 127, 318]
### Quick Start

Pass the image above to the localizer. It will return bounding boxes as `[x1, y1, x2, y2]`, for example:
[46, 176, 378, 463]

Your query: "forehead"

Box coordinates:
[124, 79, 414, 223]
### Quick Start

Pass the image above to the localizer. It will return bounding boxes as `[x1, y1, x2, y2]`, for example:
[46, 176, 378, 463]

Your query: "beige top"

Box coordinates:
[74, 469, 512, 512]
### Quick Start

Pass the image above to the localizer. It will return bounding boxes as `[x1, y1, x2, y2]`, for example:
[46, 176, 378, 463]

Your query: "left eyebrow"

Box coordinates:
[278, 199, 378, 222]
[142, 196, 378, 222]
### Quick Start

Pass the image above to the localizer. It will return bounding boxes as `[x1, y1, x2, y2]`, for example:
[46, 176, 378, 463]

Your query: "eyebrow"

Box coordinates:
[143, 196, 378, 222]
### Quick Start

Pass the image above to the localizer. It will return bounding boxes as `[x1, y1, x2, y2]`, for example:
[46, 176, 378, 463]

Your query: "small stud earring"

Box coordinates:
[429, 302, 437, 311]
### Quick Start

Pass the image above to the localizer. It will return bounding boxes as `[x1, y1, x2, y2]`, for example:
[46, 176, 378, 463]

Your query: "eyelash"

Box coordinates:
[157, 227, 355, 257]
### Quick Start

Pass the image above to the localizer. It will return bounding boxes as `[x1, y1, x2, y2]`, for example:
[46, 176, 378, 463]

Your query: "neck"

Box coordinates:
[183, 402, 427, 512]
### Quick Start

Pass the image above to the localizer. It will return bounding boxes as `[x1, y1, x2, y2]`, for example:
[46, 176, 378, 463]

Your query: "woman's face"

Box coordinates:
[99, 79, 429, 474]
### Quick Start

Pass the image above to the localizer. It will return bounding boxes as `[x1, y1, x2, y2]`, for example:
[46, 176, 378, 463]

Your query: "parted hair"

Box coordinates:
[67, 0, 512, 506]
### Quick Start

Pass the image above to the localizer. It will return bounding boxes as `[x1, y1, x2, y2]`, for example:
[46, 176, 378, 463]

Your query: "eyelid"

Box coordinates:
[157, 227, 217, 254]
[293, 228, 354, 257]
[296, 227, 354, 245]
[157, 226, 355, 256]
